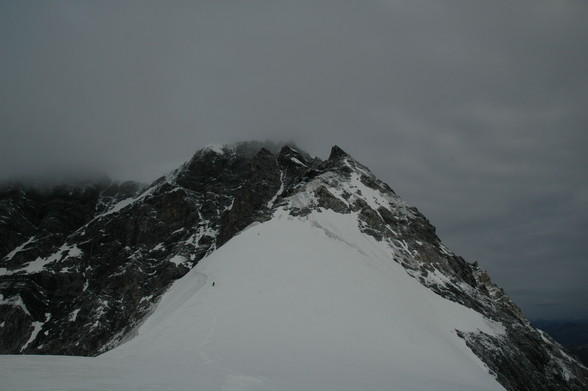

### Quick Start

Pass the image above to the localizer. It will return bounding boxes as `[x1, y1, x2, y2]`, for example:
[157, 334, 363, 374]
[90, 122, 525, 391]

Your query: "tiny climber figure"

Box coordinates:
[212, 282, 215, 287]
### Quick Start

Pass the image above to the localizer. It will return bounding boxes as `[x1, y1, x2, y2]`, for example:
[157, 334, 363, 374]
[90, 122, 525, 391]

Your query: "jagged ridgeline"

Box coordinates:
[1, 142, 587, 390]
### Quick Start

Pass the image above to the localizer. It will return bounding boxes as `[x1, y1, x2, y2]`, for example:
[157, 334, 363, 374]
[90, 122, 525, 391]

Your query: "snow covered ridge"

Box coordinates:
[1, 142, 587, 391]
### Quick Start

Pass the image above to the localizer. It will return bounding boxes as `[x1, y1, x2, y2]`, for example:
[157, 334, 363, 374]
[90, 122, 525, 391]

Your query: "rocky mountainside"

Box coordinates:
[535, 320, 588, 366]
[1, 142, 587, 391]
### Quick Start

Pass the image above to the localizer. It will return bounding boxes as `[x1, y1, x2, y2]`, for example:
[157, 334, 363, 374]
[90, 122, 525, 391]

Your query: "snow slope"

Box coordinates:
[0, 206, 505, 391]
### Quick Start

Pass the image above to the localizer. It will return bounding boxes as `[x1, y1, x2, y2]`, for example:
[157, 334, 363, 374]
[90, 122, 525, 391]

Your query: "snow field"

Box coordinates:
[107, 208, 504, 390]
[0, 206, 506, 390]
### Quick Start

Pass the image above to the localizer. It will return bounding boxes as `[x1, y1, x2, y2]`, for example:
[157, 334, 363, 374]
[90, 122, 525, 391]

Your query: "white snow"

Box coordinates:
[169, 255, 187, 266]
[152, 243, 165, 251]
[66, 245, 82, 258]
[100, 186, 156, 218]
[439, 243, 454, 257]
[284, 159, 414, 239]
[102, 197, 134, 216]
[0, 205, 506, 390]
[4, 236, 36, 261]
[422, 268, 453, 288]
[203, 143, 225, 154]
[20, 322, 43, 352]
[20, 243, 83, 274]
[90, 300, 109, 329]
[69, 309, 81, 322]
[225, 196, 236, 211]
[0, 243, 83, 276]
[290, 157, 306, 166]
[346, 163, 411, 215]
[266, 170, 285, 209]
[23, 257, 54, 274]
[185, 224, 218, 247]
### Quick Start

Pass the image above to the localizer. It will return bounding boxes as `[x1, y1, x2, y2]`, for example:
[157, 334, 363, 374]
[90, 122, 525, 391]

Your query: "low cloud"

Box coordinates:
[1, 0, 587, 319]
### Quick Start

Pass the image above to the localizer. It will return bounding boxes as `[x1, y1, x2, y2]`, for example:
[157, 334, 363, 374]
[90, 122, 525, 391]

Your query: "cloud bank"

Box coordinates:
[1, 0, 587, 319]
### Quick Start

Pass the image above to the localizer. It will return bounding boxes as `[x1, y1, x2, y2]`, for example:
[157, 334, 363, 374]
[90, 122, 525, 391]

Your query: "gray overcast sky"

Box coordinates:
[1, 0, 587, 320]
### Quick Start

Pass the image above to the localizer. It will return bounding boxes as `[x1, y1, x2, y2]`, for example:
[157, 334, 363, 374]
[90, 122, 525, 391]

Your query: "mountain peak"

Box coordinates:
[1, 141, 587, 390]
[328, 145, 350, 161]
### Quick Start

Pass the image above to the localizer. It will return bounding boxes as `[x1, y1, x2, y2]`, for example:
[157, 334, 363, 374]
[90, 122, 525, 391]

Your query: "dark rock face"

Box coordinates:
[0, 142, 320, 356]
[458, 328, 588, 391]
[535, 321, 588, 366]
[217, 148, 282, 246]
[1, 142, 587, 391]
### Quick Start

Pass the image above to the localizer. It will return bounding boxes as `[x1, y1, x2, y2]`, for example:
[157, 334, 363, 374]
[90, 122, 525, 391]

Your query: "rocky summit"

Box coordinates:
[1, 141, 587, 391]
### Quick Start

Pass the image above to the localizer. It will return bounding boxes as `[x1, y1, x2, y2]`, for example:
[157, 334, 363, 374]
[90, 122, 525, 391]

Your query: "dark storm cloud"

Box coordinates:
[1, 0, 587, 319]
